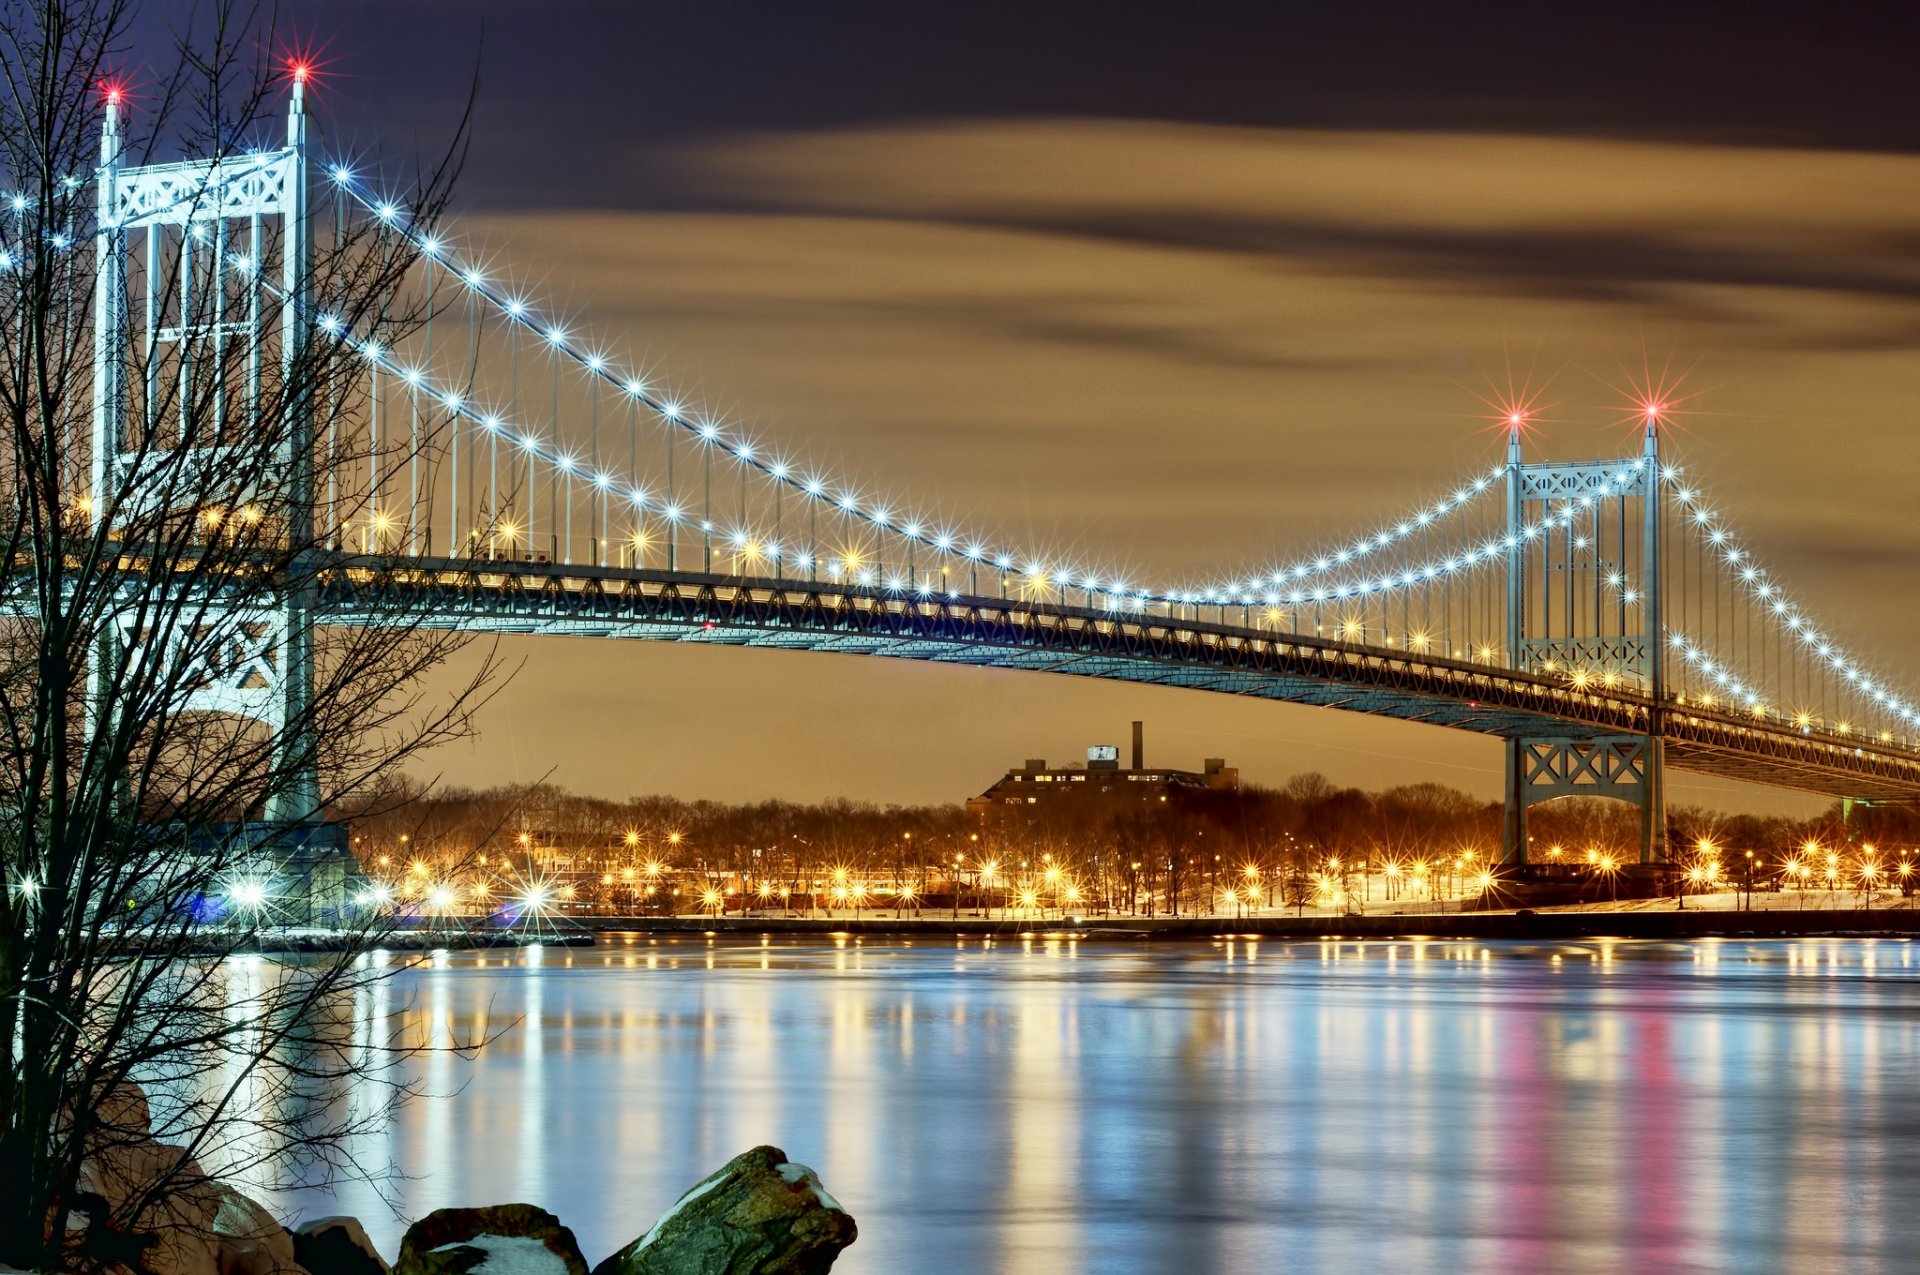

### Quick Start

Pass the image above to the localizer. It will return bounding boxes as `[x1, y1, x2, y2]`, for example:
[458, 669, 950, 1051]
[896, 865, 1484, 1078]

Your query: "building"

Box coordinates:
[966, 721, 1239, 815]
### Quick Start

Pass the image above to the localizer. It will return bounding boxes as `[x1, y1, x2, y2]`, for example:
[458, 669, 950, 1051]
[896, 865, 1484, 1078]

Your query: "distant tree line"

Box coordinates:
[341, 774, 1913, 916]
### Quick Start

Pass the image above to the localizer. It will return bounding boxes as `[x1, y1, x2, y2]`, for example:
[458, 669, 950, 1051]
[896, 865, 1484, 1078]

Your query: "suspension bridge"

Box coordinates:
[65, 77, 1920, 870]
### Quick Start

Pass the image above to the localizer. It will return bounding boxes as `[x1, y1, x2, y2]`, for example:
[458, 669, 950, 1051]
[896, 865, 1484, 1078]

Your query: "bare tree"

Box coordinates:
[0, 2, 506, 1269]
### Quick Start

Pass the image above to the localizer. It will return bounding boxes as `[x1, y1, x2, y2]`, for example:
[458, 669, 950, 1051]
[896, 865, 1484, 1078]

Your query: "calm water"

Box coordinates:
[265, 936, 1920, 1274]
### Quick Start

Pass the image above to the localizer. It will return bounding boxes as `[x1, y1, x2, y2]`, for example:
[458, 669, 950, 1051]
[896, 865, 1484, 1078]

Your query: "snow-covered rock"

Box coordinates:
[593, 1146, 856, 1275]
[391, 1204, 588, 1275]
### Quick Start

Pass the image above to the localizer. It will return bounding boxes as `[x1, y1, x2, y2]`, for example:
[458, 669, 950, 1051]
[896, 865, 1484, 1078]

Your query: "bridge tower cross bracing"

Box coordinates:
[89, 78, 320, 824]
[1501, 421, 1668, 867]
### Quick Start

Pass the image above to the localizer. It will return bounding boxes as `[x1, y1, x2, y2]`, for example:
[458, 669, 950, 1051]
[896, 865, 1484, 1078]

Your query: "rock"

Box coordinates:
[94, 1080, 154, 1142]
[79, 1141, 222, 1275]
[75, 1140, 305, 1275]
[58, 1078, 153, 1149]
[292, 1216, 390, 1275]
[80, 1140, 210, 1222]
[209, 1185, 304, 1275]
[392, 1204, 588, 1275]
[594, 1146, 856, 1275]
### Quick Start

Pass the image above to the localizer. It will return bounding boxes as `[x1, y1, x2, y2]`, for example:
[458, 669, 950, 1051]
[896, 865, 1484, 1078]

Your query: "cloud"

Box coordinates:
[421, 119, 1920, 811]
[664, 119, 1920, 321]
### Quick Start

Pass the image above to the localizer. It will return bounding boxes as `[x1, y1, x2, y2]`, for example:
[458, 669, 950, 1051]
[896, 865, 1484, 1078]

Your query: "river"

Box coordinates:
[260, 935, 1920, 1274]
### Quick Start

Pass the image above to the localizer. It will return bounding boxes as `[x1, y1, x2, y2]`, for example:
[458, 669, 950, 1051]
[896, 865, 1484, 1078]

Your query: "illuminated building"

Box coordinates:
[967, 720, 1238, 815]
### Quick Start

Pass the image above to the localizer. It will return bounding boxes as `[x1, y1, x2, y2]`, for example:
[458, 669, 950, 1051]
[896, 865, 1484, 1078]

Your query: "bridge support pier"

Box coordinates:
[1501, 738, 1528, 866]
[1501, 734, 1666, 868]
[1638, 735, 1667, 865]
[262, 599, 321, 825]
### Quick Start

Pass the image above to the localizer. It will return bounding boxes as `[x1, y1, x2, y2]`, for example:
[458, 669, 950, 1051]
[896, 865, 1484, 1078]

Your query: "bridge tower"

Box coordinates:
[1500, 421, 1668, 867]
[90, 77, 320, 826]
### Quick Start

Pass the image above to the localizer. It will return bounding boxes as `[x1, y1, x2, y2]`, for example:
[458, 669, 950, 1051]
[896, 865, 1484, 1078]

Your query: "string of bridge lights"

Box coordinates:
[1662, 621, 1912, 748]
[162, 172, 1660, 625]
[320, 170, 1920, 741]
[1670, 482, 1919, 733]
[332, 168, 1093, 590]
[12, 162, 1548, 619]
[1, 178, 106, 269]
[1192, 466, 1506, 598]
[1664, 630, 1775, 721]
[15, 135, 1615, 610]
[325, 168, 1677, 617]
[12, 142, 1662, 621]
[1200, 496, 1648, 612]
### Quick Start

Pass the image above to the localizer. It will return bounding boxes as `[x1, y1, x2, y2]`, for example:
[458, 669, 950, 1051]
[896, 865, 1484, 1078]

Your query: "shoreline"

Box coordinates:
[189, 928, 596, 955]
[569, 910, 1920, 941]
[220, 911, 1920, 951]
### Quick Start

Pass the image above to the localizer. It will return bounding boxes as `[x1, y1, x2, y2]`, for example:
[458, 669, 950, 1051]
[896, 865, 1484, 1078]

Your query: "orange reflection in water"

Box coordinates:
[250, 938, 1917, 1275]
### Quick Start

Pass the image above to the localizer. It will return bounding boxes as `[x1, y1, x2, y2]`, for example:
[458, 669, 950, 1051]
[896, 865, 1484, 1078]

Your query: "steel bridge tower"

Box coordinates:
[1501, 422, 1667, 866]
[90, 79, 319, 826]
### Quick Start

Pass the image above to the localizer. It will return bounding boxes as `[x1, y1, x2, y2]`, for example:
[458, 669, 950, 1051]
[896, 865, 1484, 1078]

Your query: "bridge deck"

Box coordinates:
[317, 557, 1920, 804]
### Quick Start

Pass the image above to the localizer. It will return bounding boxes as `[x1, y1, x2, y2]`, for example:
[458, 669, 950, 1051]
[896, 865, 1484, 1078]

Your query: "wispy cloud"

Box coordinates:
[428, 119, 1920, 806]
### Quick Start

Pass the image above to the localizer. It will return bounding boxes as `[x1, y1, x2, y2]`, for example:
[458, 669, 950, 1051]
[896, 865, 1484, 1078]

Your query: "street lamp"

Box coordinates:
[1856, 845, 1881, 909]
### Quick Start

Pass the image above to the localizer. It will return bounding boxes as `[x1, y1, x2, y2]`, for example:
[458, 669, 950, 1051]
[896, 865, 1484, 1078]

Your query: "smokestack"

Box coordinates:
[1131, 720, 1144, 771]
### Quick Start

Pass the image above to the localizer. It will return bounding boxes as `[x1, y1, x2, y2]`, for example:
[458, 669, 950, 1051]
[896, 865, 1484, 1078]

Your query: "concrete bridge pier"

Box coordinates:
[1501, 732, 1668, 868]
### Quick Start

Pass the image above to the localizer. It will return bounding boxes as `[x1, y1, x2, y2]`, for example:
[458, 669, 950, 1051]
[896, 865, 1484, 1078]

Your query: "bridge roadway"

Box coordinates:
[316, 554, 1920, 804]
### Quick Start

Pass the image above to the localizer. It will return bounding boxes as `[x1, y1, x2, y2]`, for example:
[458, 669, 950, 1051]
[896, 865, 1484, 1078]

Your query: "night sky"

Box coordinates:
[262, 2, 1920, 809]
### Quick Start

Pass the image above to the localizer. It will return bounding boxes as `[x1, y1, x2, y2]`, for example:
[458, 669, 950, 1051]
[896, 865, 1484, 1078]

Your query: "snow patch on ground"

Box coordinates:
[777, 1161, 844, 1213]
[431, 1234, 570, 1274]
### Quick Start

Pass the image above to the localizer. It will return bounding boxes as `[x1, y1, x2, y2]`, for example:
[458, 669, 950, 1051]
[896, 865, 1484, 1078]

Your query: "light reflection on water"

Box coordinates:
[265, 936, 1920, 1274]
